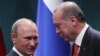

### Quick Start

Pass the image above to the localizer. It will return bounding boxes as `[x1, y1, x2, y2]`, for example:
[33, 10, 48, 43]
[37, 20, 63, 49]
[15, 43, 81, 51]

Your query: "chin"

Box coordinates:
[26, 51, 34, 55]
[64, 36, 71, 41]
[64, 38, 69, 41]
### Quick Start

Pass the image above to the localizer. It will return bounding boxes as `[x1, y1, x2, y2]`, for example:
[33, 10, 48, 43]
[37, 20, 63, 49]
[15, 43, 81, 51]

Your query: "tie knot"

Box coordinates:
[73, 43, 79, 48]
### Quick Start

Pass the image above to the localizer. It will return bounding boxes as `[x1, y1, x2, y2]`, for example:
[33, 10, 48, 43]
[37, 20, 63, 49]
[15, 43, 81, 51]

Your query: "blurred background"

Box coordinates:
[0, 0, 100, 54]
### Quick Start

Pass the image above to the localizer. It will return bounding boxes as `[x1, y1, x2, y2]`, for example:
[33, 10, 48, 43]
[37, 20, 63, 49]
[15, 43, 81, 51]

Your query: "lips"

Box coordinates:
[57, 32, 70, 41]
[58, 32, 63, 37]
[27, 47, 36, 52]
[64, 37, 70, 41]
[28, 48, 34, 52]
[65, 35, 71, 41]
[60, 33, 70, 41]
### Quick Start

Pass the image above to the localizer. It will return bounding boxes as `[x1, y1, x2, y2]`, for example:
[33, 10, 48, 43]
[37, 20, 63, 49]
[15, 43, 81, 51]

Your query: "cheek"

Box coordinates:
[61, 25, 70, 36]
[18, 39, 29, 46]
[36, 40, 38, 45]
[34, 39, 38, 45]
[61, 25, 68, 33]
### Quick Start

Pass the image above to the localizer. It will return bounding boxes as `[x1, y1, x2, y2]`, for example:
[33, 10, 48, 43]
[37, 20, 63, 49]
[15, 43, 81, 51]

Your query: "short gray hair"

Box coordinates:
[54, 1, 86, 22]
[11, 18, 34, 34]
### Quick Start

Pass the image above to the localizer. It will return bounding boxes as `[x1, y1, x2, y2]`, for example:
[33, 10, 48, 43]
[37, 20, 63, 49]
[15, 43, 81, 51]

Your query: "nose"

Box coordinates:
[30, 40, 37, 47]
[56, 28, 60, 34]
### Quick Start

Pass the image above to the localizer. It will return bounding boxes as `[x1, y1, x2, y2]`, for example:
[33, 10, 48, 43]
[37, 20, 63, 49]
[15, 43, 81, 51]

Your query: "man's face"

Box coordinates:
[12, 23, 38, 56]
[53, 10, 74, 41]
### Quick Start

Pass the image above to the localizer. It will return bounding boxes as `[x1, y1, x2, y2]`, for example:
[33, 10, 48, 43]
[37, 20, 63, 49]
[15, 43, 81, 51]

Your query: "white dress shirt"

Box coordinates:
[13, 46, 23, 56]
[75, 23, 89, 51]
[70, 23, 89, 56]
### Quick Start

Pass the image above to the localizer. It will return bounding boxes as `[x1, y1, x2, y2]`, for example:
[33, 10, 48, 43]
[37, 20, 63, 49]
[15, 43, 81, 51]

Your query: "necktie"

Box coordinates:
[73, 43, 79, 56]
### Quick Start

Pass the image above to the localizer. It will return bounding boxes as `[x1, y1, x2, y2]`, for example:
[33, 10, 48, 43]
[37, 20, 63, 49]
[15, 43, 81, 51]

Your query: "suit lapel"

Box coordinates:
[7, 50, 19, 56]
[78, 27, 90, 56]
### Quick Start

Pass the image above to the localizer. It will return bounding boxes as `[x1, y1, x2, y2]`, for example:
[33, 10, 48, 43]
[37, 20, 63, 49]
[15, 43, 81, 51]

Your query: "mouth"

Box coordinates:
[64, 37, 69, 41]
[58, 32, 63, 37]
[60, 34, 70, 41]
[28, 49, 34, 52]
[28, 47, 36, 52]
[65, 35, 71, 41]
[57, 32, 71, 41]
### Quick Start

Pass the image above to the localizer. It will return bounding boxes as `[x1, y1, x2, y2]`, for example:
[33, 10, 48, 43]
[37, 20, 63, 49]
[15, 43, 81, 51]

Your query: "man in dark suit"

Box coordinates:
[53, 1, 100, 56]
[7, 18, 38, 56]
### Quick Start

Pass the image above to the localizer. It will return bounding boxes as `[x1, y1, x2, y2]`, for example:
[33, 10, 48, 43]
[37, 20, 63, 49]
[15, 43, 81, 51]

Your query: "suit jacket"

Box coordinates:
[7, 50, 19, 56]
[79, 27, 100, 56]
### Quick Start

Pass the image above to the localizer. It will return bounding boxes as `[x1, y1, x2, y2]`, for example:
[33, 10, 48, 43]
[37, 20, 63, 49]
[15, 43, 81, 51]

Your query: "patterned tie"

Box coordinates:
[73, 43, 79, 56]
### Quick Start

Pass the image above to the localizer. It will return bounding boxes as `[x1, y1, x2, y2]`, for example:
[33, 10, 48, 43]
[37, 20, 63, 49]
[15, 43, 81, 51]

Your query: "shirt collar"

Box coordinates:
[12, 46, 24, 56]
[75, 23, 89, 46]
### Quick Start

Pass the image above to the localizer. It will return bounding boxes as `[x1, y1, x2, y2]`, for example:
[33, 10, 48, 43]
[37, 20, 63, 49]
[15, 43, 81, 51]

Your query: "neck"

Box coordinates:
[73, 22, 86, 41]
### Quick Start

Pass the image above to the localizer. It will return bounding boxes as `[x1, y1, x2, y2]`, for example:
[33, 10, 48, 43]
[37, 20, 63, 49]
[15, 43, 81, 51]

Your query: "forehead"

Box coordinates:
[17, 23, 38, 35]
[53, 10, 63, 22]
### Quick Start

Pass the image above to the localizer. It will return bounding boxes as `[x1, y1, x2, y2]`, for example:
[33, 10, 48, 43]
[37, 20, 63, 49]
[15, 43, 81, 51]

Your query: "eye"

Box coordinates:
[24, 36, 32, 40]
[55, 23, 61, 29]
[33, 36, 38, 40]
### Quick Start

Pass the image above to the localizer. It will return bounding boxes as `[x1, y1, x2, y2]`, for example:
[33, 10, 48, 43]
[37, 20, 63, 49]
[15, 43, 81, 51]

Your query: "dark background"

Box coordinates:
[0, 0, 100, 54]
[0, 0, 37, 53]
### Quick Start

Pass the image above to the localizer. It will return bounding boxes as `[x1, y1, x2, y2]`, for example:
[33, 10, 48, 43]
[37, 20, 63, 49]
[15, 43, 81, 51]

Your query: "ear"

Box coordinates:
[11, 33, 17, 44]
[70, 16, 78, 27]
